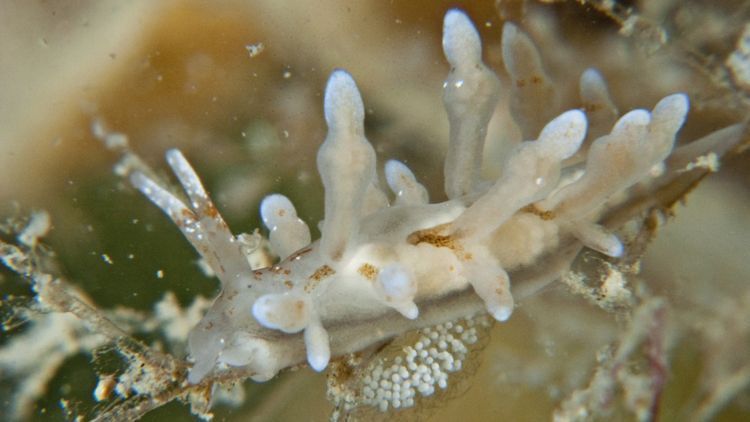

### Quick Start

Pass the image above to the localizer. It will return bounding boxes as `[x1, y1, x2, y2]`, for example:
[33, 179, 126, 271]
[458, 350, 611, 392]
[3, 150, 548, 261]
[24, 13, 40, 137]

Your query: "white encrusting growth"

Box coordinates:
[127, 8, 700, 402]
[17, 210, 51, 248]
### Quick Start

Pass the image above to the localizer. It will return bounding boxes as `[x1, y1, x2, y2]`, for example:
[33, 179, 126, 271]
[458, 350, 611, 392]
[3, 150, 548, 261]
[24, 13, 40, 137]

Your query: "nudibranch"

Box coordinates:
[129, 9, 692, 384]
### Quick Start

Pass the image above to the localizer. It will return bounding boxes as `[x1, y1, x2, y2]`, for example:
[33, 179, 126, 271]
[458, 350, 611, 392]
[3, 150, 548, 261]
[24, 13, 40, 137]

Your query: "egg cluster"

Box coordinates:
[361, 317, 489, 412]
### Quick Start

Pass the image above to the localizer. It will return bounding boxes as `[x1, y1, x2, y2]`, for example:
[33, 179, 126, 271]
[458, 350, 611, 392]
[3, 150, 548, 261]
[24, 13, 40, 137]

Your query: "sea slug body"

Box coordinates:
[130, 9, 691, 385]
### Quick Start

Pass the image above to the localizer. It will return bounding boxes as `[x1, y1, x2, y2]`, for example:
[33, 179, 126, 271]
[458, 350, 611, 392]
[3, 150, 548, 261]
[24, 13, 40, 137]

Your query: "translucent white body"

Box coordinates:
[130, 9, 691, 384]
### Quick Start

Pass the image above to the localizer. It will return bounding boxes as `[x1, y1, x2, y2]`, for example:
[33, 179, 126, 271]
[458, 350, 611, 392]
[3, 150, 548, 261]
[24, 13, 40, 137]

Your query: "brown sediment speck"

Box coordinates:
[288, 247, 313, 261]
[204, 204, 220, 218]
[358, 263, 379, 281]
[584, 102, 602, 113]
[521, 204, 555, 220]
[284, 280, 293, 289]
[305, 264, 335, 292]
[293, 300, 305, 319]
[408, 223, 473, 261]
[407, 224, 456, 249]
[530, 75, 542, 84]
[516, 79, 526, 87]
[309, 265, 335, 281]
